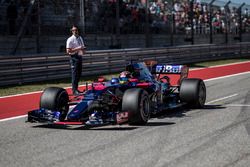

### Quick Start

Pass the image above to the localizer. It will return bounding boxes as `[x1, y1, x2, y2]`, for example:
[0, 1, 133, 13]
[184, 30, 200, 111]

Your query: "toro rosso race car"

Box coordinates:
[27, 61, 206, 126]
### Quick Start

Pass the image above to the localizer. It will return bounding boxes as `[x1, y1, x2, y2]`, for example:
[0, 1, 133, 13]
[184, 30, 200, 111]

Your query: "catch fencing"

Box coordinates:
[0, 43, 250, 86]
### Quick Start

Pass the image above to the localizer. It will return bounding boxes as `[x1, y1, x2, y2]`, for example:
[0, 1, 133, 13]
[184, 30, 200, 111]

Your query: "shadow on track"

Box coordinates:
[144, 122, 175, 126]
[31, 124, 139, 131]
[203, 105, 226, 110]
[153, 104, 226, 119]
[30, 121, 175, 131]
[30, 105, 225, 131]
[31, 122, 174, 131]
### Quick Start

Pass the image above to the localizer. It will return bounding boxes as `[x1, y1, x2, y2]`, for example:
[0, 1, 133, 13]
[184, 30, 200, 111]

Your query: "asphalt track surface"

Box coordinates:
[0, 70, 250, 167]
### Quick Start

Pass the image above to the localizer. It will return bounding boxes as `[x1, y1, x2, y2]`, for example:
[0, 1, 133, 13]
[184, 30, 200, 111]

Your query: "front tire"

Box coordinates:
[122, 88, 150, 125]
[180, 78, 206, 108]
[40, 87, 69, 121]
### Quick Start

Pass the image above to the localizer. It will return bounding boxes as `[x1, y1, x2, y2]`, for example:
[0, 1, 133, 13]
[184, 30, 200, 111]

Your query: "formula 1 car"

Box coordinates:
[27, 61, 206, 126]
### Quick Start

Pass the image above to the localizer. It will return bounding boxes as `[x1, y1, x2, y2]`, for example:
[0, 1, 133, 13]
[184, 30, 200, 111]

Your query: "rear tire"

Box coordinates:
[180, 78, 206, 108]
[122, 88, 150, 125]
[40, 87, 69, 121]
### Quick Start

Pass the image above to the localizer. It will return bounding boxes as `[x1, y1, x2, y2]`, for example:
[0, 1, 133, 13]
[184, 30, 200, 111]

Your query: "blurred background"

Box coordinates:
[0, 0, 249, 55]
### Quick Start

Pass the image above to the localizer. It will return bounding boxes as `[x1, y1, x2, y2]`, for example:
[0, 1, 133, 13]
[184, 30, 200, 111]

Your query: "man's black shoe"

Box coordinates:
[73, 90, 82, 96]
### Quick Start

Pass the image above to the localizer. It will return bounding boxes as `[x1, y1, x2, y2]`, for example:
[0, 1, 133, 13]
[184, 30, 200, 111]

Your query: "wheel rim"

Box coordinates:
[140, 96, 150, 121]
[198, 82, 206, 106]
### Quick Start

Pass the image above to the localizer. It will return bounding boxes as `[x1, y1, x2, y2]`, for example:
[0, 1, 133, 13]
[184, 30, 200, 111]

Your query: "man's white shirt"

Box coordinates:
[66, 35, 85, 55]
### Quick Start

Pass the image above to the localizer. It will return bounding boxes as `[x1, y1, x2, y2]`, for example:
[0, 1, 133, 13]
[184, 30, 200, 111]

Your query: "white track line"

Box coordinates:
[226, 104, 250, 107]
[206, 94, 238, 105]
[204, 71, 250, 82]
[0, 115, 27, 122]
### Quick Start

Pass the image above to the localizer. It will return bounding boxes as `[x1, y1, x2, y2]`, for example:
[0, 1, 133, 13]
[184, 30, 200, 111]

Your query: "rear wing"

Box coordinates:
[151, 64, 189, 85]
[151, 64, 189, 75]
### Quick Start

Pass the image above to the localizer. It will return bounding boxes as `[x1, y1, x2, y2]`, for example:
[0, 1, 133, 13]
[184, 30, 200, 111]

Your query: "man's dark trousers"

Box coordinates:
[70, 54, 82, 93]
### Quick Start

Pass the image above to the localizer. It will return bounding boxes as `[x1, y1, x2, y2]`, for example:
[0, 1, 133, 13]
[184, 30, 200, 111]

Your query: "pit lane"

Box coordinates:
[0, 72, 250, 167]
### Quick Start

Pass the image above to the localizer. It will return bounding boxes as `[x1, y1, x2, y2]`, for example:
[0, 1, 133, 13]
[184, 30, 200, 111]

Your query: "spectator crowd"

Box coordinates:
[3, 0, 250, 35]
[92, 0, 250, 34]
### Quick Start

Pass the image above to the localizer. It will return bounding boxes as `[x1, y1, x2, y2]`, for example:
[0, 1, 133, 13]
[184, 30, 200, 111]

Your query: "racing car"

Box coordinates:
[26, 61, 206, 126]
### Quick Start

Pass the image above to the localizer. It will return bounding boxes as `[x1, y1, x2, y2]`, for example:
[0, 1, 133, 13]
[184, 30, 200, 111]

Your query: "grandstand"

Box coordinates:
[0, 0, 249, 55]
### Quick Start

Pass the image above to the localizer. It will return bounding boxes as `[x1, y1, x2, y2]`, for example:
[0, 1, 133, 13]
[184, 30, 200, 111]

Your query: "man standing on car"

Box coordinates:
[66, 25, 86, 95]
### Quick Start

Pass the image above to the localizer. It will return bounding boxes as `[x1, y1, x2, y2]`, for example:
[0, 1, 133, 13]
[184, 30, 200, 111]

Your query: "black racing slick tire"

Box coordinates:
[180, 78, 206, 108]
[40, 87, 69, 121]
[122, 88, 150, 125]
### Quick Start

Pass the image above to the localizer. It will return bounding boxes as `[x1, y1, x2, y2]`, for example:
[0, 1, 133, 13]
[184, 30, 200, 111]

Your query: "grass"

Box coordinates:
[0, 58, 249, 97]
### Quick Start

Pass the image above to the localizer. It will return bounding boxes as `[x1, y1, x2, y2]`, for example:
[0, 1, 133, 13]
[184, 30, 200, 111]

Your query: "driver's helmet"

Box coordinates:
[111, 77, 119, 84]
[119, 71, 131, 84]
